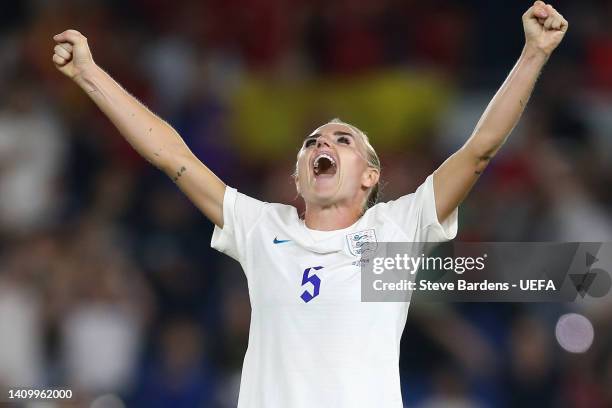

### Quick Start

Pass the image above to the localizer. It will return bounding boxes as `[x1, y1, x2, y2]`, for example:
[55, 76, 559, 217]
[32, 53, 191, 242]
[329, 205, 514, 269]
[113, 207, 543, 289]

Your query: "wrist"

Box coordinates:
[73, 63, 101, 94]
[522, 43, 550, 64]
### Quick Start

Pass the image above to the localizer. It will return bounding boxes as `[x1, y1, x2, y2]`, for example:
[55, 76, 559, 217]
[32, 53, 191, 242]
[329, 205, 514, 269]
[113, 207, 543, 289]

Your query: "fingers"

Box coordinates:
[535, 3, 549, 18]
[52, 42, 74, 67]
[554, 10, 568, 32]
[544, 17, 555, 30]
[52, 53, 66, 66]
[525, 2, 568, 32]
[53, 29, 87, 46]
[54, 44, 71, 60]
[52, 29, 96, 75]
[542, 5, 568, 32]
[524, 1, 548, 20]
[58, 42, 73, 53]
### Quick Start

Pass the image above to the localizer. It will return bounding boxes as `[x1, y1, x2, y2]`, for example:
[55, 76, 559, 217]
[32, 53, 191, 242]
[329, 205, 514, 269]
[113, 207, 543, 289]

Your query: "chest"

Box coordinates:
[252, 246, 357, 306]
[246, 228, 383, 306]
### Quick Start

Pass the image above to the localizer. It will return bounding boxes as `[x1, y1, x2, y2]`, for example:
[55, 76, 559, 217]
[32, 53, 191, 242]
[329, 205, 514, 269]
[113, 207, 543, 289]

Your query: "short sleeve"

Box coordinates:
[211, 186, 267, 262]
[380, 174, 458, 242]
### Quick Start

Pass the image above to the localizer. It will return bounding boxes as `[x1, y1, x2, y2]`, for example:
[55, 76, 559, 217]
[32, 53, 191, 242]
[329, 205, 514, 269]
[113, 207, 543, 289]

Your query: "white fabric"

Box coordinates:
[62, 304, 141, 393]
[304, 222, 356, 241]
[211, 174, 458, 408]
[0, 281, 43, 387]
[0, 110, 66, 232]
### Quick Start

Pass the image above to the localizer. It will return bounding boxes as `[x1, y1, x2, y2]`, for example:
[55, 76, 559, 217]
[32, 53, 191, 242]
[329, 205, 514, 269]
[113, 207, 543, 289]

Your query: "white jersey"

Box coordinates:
[211, 174, 458, 408]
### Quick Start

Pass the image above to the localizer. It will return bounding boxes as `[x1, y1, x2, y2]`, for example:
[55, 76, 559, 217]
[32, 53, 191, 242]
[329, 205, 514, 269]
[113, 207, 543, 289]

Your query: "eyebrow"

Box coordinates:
[304, 131, 355, 141]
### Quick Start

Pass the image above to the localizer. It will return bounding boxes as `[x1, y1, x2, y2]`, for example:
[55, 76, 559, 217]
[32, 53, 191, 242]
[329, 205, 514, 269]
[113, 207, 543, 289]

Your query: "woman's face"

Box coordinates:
[295, 123, 378, 208]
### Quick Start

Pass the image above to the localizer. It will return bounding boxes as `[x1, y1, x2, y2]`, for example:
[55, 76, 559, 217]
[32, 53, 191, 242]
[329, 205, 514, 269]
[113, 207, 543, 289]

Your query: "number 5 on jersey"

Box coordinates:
[301, 266, 322, 303]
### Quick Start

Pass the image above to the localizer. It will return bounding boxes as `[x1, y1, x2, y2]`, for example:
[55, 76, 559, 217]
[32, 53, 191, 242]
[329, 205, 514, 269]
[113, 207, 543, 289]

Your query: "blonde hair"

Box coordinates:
[296, 118, 381, 210]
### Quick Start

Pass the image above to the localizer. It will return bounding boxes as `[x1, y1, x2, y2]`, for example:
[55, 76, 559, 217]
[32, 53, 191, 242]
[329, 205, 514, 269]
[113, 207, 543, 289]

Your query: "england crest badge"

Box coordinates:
[346, 229, 378, 257]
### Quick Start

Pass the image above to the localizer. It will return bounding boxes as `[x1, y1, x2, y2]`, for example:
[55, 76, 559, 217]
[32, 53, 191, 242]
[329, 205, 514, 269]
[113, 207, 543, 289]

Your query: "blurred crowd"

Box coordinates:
[1, 0, 612, 406]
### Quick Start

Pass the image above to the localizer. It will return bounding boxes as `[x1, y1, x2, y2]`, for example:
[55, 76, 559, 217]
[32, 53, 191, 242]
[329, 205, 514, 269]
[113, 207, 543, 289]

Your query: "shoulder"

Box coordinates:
[361, 200, 397, 228]
[366, 192, 417, 217]
[368, 175, 434, 217]
[225, 187, 302, 232]
[233, 189, 300, 230]
[262, 202, 302, 226]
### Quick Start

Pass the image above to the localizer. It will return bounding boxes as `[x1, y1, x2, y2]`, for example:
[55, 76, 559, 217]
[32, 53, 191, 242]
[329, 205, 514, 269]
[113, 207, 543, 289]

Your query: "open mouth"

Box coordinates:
[313, 153, 337, 178]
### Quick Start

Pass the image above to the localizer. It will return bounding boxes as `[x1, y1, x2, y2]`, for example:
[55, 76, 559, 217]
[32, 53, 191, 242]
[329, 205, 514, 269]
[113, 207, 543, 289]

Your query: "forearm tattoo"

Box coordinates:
[474, 155, 491, 175]
[172, 166, 187, 182]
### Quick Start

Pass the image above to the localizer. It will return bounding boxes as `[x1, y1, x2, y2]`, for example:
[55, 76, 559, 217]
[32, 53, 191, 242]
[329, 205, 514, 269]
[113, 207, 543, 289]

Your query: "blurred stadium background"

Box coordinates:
[1, 0, 612, 406]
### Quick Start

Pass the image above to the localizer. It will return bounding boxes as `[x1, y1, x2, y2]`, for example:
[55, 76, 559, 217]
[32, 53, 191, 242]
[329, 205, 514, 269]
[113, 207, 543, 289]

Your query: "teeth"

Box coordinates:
[314, 153, 336, 166]
[313, 153, 337, 176]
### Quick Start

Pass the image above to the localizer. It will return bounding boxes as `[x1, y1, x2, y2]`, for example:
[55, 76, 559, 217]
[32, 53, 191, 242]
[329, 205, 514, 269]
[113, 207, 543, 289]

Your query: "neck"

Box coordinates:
[303, 201, 363, 231]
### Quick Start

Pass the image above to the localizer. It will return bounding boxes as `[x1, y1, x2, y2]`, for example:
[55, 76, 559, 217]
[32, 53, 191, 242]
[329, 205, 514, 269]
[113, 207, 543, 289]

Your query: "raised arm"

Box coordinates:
[432, 1, 568, 221]
[53, 30, 226, 227]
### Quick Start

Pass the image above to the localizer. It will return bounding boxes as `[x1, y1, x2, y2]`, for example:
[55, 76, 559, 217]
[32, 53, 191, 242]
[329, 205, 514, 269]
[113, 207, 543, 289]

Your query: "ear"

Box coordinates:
[361, 167, 380, 189]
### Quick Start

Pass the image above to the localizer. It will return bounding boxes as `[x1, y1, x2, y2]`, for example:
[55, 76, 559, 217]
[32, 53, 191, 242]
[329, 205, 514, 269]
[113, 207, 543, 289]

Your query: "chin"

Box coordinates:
[304, 189, 338, 206]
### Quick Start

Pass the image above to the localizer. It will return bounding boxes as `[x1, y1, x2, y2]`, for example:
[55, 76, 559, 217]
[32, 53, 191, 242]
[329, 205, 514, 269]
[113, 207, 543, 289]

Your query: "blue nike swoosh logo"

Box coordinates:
[273, 237, 291, 244]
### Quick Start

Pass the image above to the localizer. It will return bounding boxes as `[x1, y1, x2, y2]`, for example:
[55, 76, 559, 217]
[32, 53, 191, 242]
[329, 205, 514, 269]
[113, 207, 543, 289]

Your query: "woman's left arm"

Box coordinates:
[433, 1, 568, 222]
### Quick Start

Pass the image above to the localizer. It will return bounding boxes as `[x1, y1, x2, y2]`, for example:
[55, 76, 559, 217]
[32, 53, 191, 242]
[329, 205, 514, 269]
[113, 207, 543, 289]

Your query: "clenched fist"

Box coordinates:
[52, 29, 95, 79]
[523, 1, 568, 56]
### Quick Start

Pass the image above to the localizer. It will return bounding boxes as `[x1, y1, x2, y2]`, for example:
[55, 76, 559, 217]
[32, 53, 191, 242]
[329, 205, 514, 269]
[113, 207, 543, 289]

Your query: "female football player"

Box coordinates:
[52, 2, 567, 406]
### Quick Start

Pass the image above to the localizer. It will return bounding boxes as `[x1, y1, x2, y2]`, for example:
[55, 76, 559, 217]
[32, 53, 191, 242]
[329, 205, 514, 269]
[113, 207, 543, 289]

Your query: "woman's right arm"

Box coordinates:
[53, 29, 226, 227]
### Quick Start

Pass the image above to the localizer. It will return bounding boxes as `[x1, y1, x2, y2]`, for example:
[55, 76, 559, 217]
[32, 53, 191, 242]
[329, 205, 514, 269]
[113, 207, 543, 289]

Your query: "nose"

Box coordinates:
[316, 135, 331, 148]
